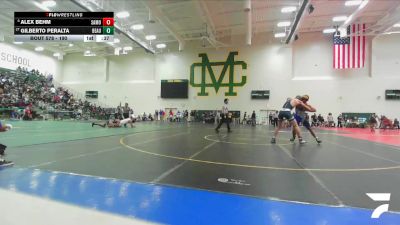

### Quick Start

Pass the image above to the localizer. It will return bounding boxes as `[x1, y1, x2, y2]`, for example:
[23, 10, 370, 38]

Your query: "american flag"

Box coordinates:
[333, 24, 366, 69]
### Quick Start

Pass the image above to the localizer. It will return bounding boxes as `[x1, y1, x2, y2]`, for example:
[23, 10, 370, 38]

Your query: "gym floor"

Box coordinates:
[1, 121, 400, 224]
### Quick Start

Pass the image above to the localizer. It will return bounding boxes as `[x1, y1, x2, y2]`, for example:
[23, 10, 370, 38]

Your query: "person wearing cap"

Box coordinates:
[291, 95, 321, 144]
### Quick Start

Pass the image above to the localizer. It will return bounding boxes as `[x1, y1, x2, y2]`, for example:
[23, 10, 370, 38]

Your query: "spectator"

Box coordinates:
[242, 112, 247, 125]
[155, 110, 159, 121]
[381, 116, 394, 130]
[394, 118, 399, 129]
[184, 110, 189, 122]
[273, 111, 279, 127]
[327, 113, 335, 127]
[143, 112, 147, 121]
[337, 114, 343, 128]
[169, 110, 173, 122]
[162, 110, 166, 122]
[311, 113, 318, 127]
[215, 111, 220, 124]
[269, 112, 273, 125]
[176, 111, 182, 122]
[369, 113, 378, 132]
[23, 105, 33, 120]
[317, 114, 325, 126]
[186, 110, 191, 122]
[251, 110, 256, 126]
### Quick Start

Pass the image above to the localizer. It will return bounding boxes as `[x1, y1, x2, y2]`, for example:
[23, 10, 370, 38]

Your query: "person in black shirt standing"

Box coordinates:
[337, 114, 343, 128]
[268, 112, 273, 125]
[273, 111, 279, 127]
[394, 118, 399, 129]
[251, 111, 256, 126]
[215, 99, 231, 133]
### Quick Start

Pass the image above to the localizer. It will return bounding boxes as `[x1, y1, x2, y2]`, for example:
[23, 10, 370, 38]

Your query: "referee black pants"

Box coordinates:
[216, 115, 231, 131]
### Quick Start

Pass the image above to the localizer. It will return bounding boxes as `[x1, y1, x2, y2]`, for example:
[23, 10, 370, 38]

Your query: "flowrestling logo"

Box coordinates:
[190, 51, 247, 96]
[366, 193, 391, 219]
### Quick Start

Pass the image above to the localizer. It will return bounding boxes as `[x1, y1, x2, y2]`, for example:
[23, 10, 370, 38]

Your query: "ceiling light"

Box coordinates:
[393, 23, 400, 28]
[145, 35, 156, 40]
[34, 46, 44, 51]
[68, 43, 74, 47]
[323, 28, 336, 34]
[131, 24, 144, 30]
[42, 0, 56, 7]
[13, 41, 23, 45]
[384, 31, 400, 35]
[277, 21, 291, 27]
[332, 16, 348, 22]
[116, 11, 130, 19]
[359, 0, 369, 9]
[33, 2, 50, 11]
[53, 53, 60, 57]
[274, 33, 286, 38]
[281, 6, 296, 13]
[343, 15, 353, 25]
[345, 0, 362, 6]
[113, 38, 120, 43]
[123, 46, 133, 51]
[156, 43, 166, 49]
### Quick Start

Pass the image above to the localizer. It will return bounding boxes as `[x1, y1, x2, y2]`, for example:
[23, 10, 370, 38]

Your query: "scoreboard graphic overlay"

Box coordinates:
[14, 12, 114, 42]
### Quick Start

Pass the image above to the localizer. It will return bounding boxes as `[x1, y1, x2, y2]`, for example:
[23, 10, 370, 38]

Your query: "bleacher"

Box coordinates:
[0, 67, 111, 120]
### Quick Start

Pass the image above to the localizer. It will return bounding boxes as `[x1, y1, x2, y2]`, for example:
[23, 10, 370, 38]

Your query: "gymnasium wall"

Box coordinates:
[60, 32, 400, 118]
[0, 42, 61, 77]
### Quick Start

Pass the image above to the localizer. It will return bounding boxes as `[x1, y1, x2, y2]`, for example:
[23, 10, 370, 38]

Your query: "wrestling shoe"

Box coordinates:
[289, 137, 295, 142]
[316, 137, 322, 144]
[270, 138, 276, 144]
[299, 139, 307, 144]
[0, 159, 13, 167]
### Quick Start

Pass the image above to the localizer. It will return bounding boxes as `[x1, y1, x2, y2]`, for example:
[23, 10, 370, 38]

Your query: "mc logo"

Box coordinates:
[190, 51, 247, 96]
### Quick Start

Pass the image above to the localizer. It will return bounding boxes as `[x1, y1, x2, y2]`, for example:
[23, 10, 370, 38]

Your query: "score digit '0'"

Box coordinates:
[102, 18, 114, 26]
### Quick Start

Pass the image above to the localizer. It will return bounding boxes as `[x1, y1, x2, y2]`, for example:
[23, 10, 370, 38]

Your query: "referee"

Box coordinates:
[215, 98, 231, 133]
